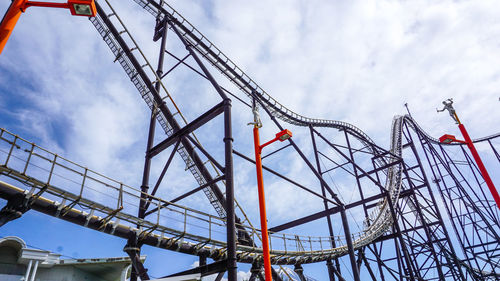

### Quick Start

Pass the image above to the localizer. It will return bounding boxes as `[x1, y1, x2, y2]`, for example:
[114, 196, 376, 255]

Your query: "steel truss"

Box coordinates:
[0, 0, 499, 280]
[412, 122, 500, 280]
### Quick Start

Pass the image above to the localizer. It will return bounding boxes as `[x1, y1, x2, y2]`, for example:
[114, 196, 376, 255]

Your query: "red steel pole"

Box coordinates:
[253, 126, 273, 281]
[458, 123, 500, 210]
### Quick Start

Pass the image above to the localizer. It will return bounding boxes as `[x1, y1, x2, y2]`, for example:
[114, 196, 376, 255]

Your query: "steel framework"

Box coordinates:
[0, 0, 499, 280]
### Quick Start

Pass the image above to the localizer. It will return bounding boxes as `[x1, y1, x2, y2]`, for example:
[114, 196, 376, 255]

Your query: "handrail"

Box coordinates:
[0, 113, 404, 263]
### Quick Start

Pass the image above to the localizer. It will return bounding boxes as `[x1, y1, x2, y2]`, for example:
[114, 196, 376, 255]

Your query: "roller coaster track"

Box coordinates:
[123, 2, 499, 269]
[133, 0, 500, 146]
[0, 109, 403, 264]
[1, 0, 499, 278]
[1, 117, 497, 267]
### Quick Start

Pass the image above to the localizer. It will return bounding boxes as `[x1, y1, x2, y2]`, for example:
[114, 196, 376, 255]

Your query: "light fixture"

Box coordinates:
[0, 0, 97, 54]
[276, 129, 292, 141]
[439, 134, 456, 144]
[68, 0, 96, 17]
[439, 134, 466, 144]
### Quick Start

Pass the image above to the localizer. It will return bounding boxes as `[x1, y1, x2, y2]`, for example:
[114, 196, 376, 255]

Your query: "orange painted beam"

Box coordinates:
[253, 126, 273, 281]
[0, 0, 27, 54]
[0, 0, 96, 54]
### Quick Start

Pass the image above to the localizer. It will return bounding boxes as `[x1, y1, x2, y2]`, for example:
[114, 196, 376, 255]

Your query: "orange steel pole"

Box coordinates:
[0, 0, 27, 54]
[253, 126, 273, 281]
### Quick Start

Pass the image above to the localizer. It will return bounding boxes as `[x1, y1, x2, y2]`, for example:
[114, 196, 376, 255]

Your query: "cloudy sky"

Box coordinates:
[1, 0, 499, 280]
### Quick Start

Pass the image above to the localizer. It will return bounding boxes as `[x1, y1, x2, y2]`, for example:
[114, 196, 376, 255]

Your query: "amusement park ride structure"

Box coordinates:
[0, 0, 499, 280]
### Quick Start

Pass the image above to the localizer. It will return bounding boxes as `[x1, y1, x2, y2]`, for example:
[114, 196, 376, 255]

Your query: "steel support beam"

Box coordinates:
[253, 95, 342, 206]
[294, 264, 307, 281]
[124, 234, 150, 280]
[144, 176, 225, 217]
[143, 139, 181, 213]
[269, 191, 398, 233]
[147, 101, 225, 158]
[95, 0, 231, 227]
[0, 192, 31, 227]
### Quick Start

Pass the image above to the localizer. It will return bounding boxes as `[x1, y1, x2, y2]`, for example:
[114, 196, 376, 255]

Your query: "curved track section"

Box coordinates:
[133, 0, 499, 146]
[0, 115, 404, 264]
[0, 0, 498, 272]
[2, 116, 498, 266]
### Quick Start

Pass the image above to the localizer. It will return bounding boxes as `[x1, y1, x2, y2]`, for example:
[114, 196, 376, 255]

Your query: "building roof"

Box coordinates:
[0, 236, 145, 281]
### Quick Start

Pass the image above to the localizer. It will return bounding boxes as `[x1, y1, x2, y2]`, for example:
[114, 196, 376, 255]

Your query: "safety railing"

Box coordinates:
[0, 129, 314, 256]
[0, 128, 229, 248]
[0, 125, 406, 263]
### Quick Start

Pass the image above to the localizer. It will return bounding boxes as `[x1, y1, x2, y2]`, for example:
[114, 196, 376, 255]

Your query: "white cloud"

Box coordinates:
[1, 0, 499, 280]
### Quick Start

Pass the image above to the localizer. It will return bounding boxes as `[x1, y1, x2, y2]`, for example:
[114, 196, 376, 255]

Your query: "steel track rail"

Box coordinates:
[132, 0, 499, 146]
[1, 115, 498, 266]
[1, 0, 498, 269]
[0, 111, 404, 264]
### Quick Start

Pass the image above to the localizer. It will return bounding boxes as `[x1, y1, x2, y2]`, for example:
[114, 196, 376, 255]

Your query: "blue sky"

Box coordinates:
[1, 0, 500, 280]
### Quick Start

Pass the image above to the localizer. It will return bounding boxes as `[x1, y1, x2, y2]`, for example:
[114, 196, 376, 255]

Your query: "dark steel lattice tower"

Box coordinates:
[0, 1, 499, 280]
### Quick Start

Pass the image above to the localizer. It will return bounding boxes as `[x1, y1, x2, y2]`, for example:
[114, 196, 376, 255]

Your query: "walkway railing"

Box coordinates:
[0, 119, 405, 264]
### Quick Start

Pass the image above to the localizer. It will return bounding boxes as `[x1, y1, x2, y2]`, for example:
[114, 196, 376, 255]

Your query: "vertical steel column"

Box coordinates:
[393, 231, 404, 281]
[400, 164, 446, 280]
[339, 207, 361, 281]
[224, 99, 237, 281]
[124, 233, 150, 280]
[130, 14, 169, 281]
[344, 130, 378, 280]
[397, 141, 446, 280]
[139, 10, 168, 219]
[344, 131, 383, 280]
[309, 125, 338, 281]
[293, 265, 307, 281]
[199, 255, 207, 267]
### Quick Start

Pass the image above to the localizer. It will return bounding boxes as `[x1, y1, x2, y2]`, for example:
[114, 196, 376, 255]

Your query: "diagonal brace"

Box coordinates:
[148, 101, 225, 158]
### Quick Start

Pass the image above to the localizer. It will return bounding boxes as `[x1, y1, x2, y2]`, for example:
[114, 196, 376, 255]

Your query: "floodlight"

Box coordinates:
[68, 0, 96, 17]
[276, 129, 292, 142]
[439, 134, 455, 144]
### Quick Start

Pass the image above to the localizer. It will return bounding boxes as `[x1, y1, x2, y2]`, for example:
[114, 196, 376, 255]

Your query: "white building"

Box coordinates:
[0, 236, 136, 281]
